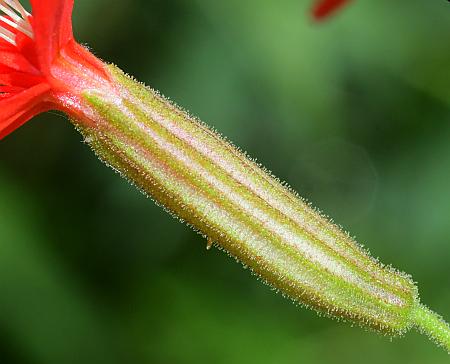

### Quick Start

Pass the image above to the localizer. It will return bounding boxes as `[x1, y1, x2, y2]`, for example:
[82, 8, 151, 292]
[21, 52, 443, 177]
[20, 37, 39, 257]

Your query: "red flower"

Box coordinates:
[0, 0, 111, 139]
[0, 0, 353, 140]
[312, 0, 352, 20]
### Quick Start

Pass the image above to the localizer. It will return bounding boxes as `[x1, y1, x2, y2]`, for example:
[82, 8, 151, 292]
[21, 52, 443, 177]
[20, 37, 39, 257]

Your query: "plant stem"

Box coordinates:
[412, 304, 450, 352]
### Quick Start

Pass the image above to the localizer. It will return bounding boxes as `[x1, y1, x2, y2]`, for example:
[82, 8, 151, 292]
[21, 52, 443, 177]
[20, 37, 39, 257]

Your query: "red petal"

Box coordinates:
[30, 0, 74, 73]
[0, 50, 39, 74]
[0, 40, 15, 50]
[0, 72, 44, 87]
[0, 86, 24, 93]
[312, 0, 351, 20]
[0, 82, 51, 139]
[0, 102, 52, 139]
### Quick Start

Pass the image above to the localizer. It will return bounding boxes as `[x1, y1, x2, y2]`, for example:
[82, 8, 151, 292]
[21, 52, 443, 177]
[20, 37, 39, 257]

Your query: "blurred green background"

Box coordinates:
[1, 0, 450, 363]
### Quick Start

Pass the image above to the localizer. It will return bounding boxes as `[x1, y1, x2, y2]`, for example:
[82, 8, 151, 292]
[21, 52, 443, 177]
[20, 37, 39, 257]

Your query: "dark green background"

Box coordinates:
[1, 1, 449, 363]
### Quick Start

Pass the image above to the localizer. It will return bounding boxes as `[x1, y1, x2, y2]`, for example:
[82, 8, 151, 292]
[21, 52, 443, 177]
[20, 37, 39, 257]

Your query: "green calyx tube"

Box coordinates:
[70, 65, 448, 351]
